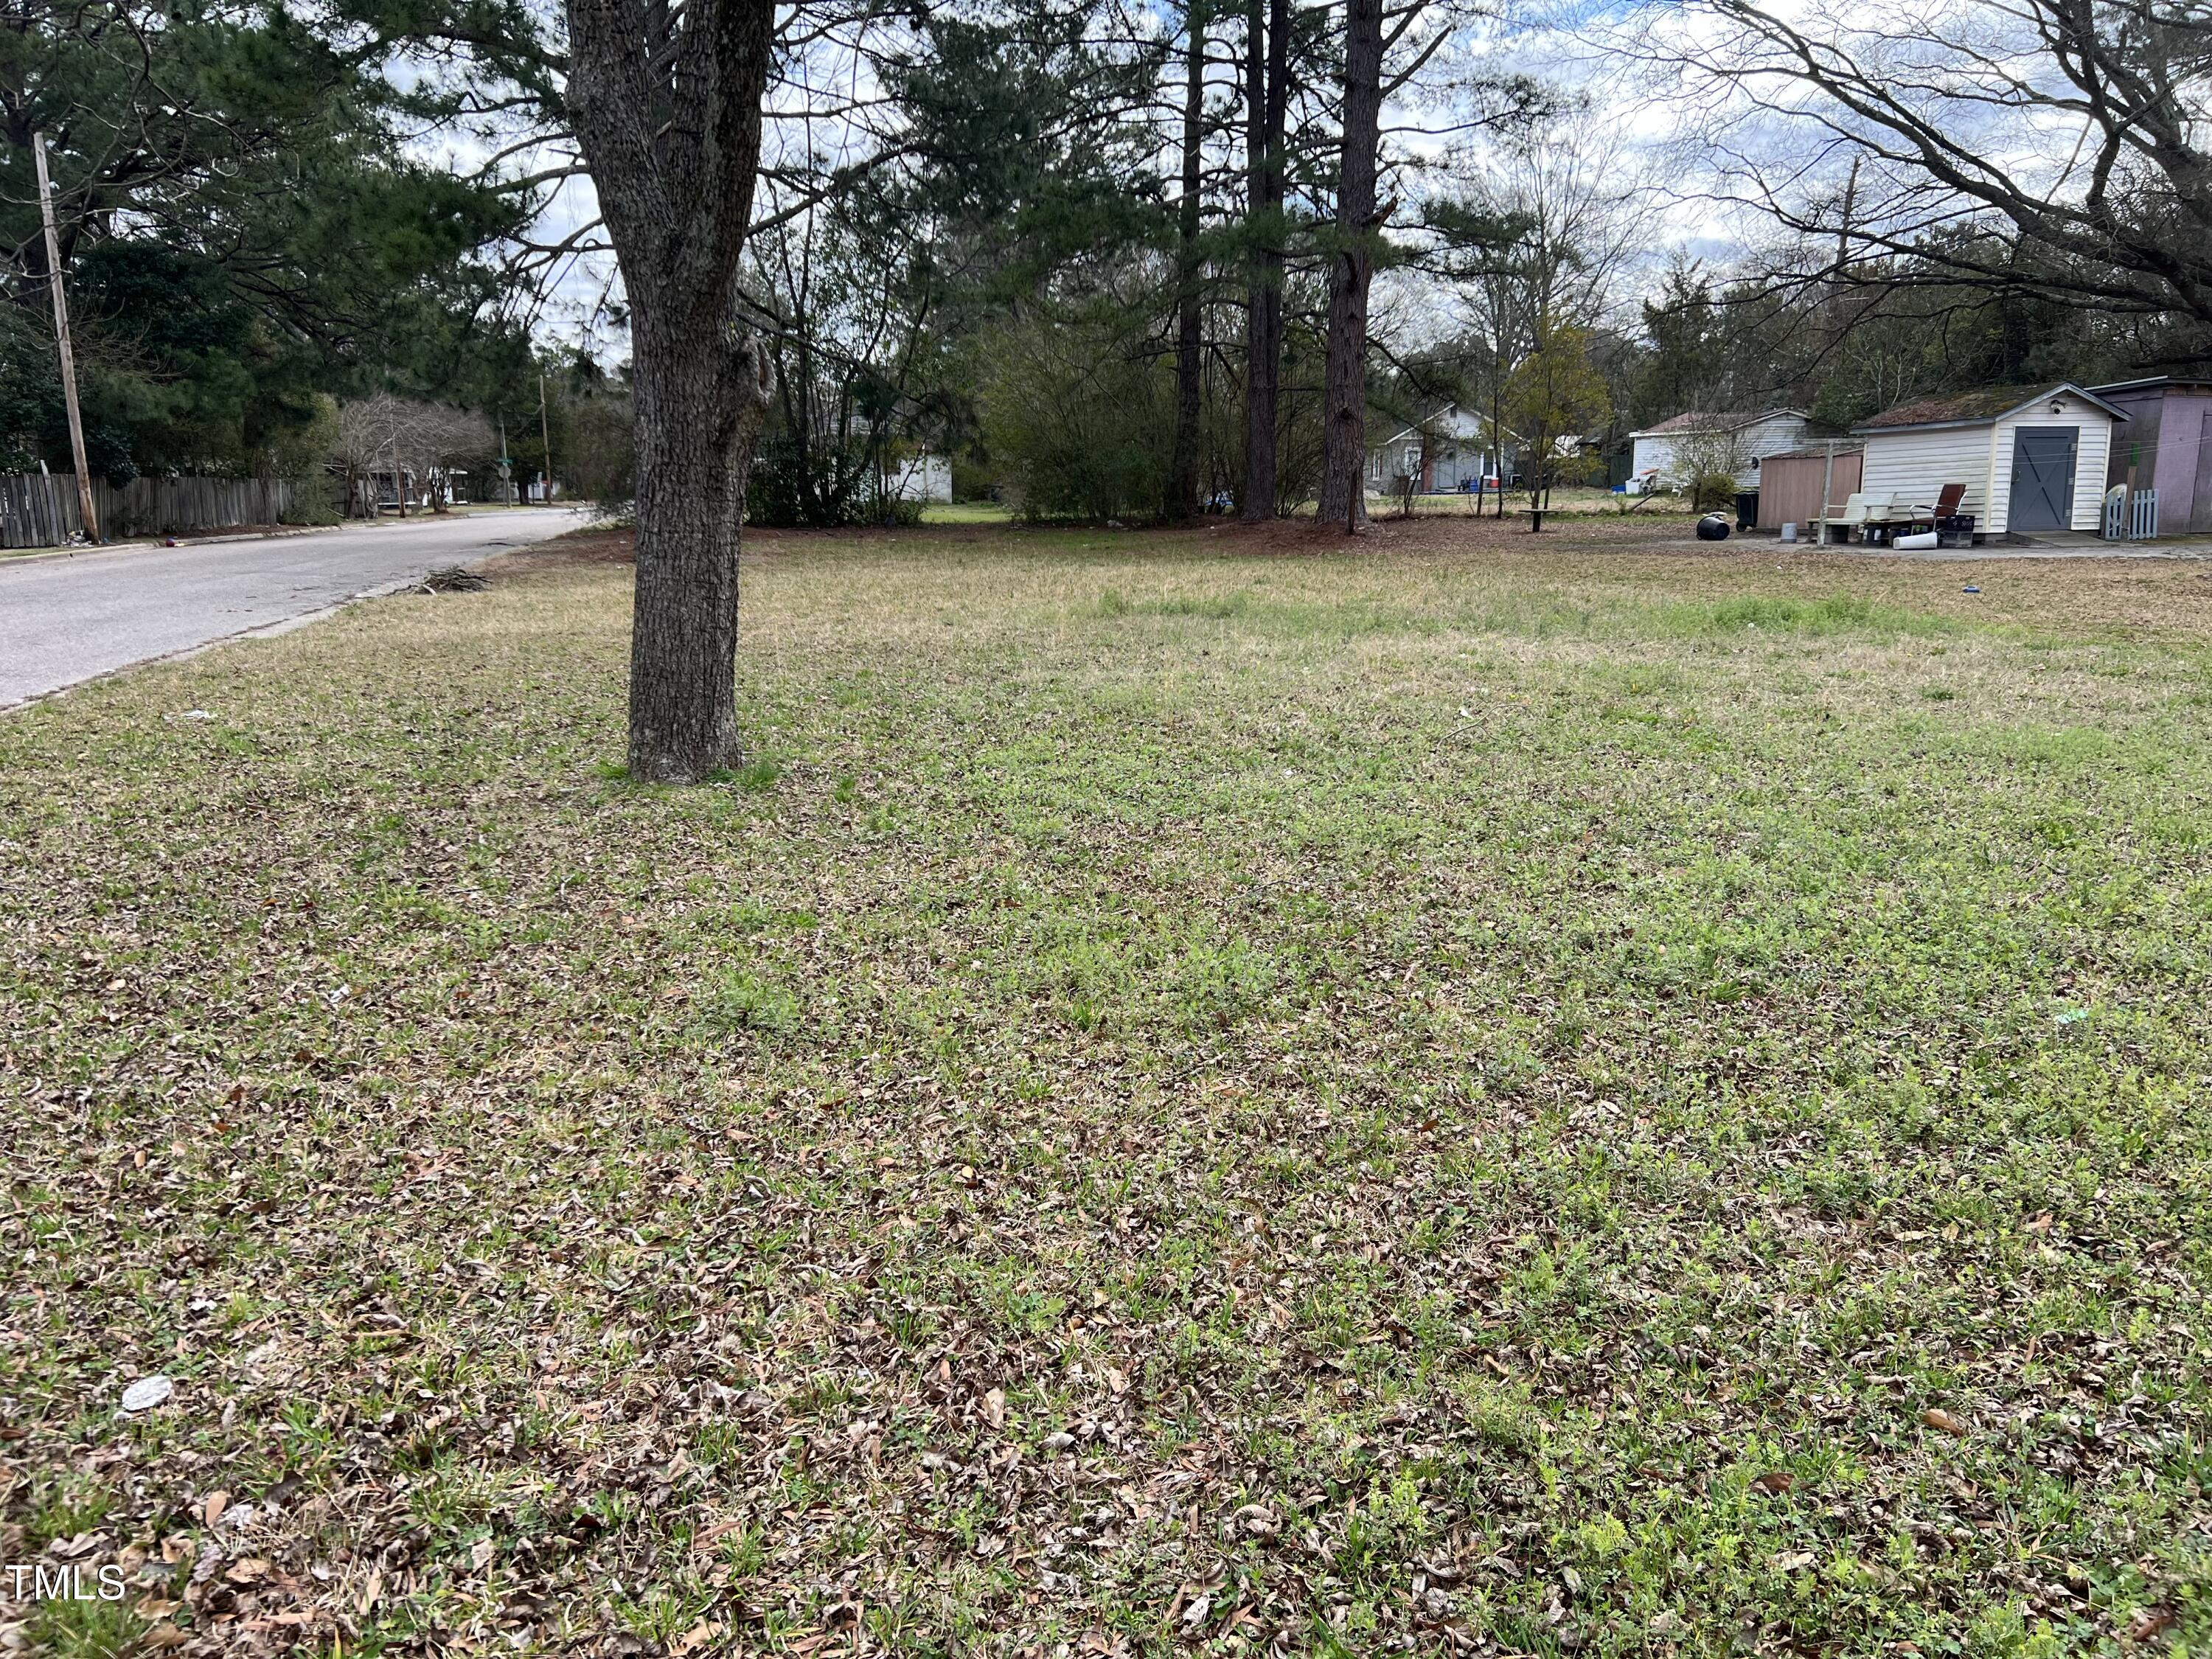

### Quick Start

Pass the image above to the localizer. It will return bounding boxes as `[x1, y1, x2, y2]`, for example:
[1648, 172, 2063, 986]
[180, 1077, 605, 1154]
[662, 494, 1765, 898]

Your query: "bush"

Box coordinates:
[981, 318, 1171, 521]
[1688, 470, 1739, 511]
[950, 454, 997, 503]
[280, 475, 343, 526]
[747, 431, 872, 527]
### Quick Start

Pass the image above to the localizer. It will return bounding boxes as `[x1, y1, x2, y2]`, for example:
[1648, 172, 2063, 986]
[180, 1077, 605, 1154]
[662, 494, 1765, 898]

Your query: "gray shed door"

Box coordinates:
[2008, 427, 2077, 532]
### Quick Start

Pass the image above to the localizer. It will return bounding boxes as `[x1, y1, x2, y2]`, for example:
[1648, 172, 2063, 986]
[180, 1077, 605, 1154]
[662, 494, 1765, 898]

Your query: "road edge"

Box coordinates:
[3, 574, 427, 717]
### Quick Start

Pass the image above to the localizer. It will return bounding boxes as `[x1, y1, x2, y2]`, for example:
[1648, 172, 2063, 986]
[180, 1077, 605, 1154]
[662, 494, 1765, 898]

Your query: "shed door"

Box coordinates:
[2008, 428, 2077, 532]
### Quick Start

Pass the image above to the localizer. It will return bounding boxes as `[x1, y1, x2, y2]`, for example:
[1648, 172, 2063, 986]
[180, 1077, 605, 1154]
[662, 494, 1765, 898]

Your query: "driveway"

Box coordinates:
[0, 509, 580, 708]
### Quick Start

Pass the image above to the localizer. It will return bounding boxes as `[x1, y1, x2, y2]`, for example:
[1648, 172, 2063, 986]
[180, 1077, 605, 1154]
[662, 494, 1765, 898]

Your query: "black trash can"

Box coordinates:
[1734, 490, 1759, 531]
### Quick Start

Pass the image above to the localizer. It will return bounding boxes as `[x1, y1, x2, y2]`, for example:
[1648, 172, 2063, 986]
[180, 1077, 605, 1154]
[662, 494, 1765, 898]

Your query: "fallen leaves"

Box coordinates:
[6, 532, 2211, 1657]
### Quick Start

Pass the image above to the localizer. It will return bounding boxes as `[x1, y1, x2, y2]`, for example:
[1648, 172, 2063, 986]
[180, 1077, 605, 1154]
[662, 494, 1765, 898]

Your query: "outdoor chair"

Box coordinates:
[1876, 483, 1970, 543]
[1815, 493, 1887, 545]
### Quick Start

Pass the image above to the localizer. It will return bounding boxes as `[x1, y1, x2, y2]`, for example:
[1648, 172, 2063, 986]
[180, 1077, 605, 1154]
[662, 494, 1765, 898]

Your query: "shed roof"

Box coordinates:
[1855, 382, 2125, 433]
[1759, 445, 1864, 462]
[2088, 375, 2212, 397]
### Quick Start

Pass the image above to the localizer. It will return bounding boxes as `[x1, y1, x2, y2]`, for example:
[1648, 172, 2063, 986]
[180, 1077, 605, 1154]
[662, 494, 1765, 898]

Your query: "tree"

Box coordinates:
[1436, 111, 1638, 515]
[563, 0, 779, 783]
[1502, 321, 1610, 529]
[1634, 260, 1725, 424]
[0, 0, 535, 481]
[334, 394, 495, 513]
[1314, 0, 1386, 533]
[742, 187, 936, 529]
[1239, 0, 1289, 520]
[982, 315, 1172, 521]
[1652, 0, 2212, 361]
[1166, 0, 1211, 520]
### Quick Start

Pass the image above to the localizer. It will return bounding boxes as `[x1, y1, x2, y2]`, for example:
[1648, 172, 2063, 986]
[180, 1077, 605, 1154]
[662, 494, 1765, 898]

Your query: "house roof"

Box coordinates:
[1629, 407, 1806, 439]
[1854, 382, 2127, 433]
[1374, 403, 1517, 448]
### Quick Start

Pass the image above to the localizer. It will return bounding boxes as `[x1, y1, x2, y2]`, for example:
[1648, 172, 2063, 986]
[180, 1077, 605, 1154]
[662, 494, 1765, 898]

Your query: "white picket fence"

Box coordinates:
[0, 473, 302, 549]
[2103, 487, 2158, 542]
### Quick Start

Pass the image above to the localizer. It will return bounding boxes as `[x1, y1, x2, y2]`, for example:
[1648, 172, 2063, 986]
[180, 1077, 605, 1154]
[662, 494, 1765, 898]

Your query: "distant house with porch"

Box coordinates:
[1853, 383, 2124, 537]
[1367, 403, 1517, 493]
[1627, 408, 1811, 491]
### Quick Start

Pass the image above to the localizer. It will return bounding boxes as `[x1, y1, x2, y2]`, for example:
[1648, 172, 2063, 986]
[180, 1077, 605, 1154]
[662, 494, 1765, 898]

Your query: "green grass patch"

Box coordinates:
[4, 527, 2209, 1653]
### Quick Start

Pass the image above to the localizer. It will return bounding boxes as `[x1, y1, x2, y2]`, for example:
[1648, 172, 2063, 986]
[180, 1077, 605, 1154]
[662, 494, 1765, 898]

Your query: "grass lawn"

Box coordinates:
[5, 515, 2212, 1658]
[922, 503, 1015, 526]
[1366, 489, 1691, 521]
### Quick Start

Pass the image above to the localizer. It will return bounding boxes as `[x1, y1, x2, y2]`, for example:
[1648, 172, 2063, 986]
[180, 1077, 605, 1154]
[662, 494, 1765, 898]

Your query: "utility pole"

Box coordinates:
[537, 374, 554, 504]
[32, 133, 97, 544]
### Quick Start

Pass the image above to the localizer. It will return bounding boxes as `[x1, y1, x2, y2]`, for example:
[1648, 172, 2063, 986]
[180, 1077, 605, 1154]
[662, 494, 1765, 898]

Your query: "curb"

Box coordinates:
[0, 511, 557, 569]
[0, 530, 554, 715]
[0, 524, 333, 568]
[0, 574, 429, 717]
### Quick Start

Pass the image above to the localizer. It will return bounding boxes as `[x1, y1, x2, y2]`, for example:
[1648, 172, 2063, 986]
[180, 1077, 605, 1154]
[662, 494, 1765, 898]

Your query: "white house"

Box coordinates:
[1367, 403, 1515, 492]
[1853, 383, 2124, 536]
[1627, 408, 1811, 490]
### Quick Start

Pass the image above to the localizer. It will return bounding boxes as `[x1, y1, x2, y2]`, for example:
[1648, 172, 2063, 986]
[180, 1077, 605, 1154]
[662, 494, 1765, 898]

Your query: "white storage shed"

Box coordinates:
[1853, 383, 2126, 536]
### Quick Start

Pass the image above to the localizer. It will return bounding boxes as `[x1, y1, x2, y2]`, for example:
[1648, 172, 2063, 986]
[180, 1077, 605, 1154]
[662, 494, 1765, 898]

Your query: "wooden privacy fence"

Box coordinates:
[0, 473, 301, 549]
[1754, 448, 1863, 532]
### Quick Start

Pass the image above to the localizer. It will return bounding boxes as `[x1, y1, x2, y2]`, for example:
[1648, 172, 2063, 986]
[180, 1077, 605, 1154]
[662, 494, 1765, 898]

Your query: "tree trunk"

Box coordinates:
[1240, 0, 1288, 521]
[1168, 0, 1208, 521]
[565, 0, 777, 782]
[1315, 0, 1384, 532]
[624, 318, 772, 779]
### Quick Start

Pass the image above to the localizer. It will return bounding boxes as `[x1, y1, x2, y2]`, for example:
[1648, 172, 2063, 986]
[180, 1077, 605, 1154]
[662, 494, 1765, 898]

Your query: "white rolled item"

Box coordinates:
[1893, 531, 1940, 550]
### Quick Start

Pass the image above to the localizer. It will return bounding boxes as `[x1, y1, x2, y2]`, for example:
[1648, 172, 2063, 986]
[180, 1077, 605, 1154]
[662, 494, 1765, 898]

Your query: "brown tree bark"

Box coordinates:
[1240, 0, 1288, 521]
[564, 0, 777, 782]
[1167, 0, 1208, 521]
[1315, 0, 1384, 532]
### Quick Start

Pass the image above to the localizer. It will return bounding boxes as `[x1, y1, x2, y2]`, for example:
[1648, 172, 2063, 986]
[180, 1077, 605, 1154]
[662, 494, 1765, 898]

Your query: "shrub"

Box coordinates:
[747, 431, 872, 527]
[1688, 470, 1739, 511]
[981, 318, 1172, 521]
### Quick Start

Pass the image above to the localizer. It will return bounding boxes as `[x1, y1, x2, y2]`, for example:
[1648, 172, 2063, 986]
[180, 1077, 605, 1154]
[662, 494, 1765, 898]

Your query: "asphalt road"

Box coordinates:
[0, 509, 580, 708]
